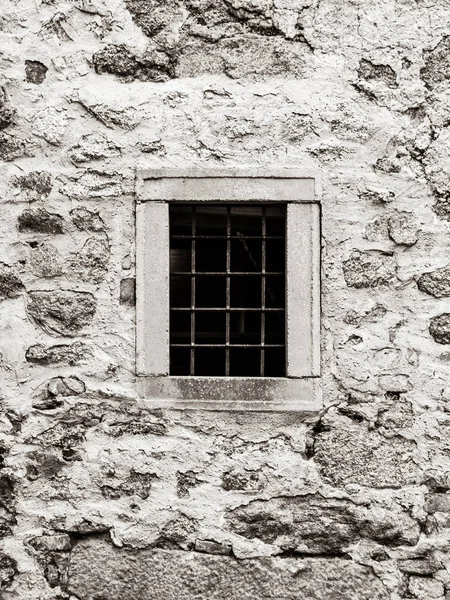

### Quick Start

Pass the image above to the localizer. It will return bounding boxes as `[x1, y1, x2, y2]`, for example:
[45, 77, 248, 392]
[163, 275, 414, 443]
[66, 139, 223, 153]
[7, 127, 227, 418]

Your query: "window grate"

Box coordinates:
[169, 204, 286, 377]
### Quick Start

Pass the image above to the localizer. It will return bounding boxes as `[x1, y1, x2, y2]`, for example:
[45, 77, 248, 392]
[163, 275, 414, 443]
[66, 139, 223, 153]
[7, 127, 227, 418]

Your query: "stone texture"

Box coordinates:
[70, 207, 105, 232]
[0, 87, 15, 130]
[195, 540, 231, 555]
[1, 1, 450, 597]
[388, 212, 418, 246]
[177, 37, 309, 79]
[68, 132, 121, 163]
[0, 552, 17, 591]
[25, 341, 89, 366]
[342, 250, 396, 288]
[27, 290, 96, 336]
[421, 35, 450, 89]
[227, 494, 420, 552]
[358, 58, 398, 88]
[18, 208, 64, 234]
[430, 314, 450, 345]
[15, 171, 52, 201]
[408, 576, 444, 599]
[70, 238, 109, 284]
[120, 277, 135, 306]
[0, 132, 29, 161]
[67, 539, 389, 600]
[101, 470, 157, 500]
[31, 106, 67, 145]
[313, 423, 420, 488]
[29, 242, 64, 278]
[418, 265, 450, 298]
[61, 170, 123, 199]
[25, 60, 48, 84]
[0, 263, 23, 300]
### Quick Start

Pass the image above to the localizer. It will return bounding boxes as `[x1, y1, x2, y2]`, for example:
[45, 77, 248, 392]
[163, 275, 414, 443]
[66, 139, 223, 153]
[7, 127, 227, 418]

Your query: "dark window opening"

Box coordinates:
[169, 204, 286, 377]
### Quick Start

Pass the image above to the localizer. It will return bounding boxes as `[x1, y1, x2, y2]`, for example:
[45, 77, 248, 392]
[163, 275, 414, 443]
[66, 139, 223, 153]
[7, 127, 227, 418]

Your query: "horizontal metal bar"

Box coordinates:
[171, 344, 285, 348]
[171, 307, 285, 312]
[171, 235, 284, 240]
[171, 272, 283, 276]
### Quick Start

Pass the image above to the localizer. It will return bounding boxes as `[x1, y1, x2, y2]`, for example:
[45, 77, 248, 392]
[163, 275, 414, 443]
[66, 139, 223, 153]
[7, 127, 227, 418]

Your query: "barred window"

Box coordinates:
[169, 204, 286, 377]
[136, 170, 321, 411]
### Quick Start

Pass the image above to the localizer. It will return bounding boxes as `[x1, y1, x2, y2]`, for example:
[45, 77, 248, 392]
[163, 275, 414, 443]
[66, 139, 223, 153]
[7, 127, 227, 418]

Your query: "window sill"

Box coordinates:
[136, 376, 321, 412]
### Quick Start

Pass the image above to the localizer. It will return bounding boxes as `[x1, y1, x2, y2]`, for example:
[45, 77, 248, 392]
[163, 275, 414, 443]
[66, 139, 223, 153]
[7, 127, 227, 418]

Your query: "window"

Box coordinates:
[136, 170, 321, 411]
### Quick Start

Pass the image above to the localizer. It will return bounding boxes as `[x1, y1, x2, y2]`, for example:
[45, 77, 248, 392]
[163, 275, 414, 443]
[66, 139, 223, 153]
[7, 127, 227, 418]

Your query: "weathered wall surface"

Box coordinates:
[0, 0, 450, 598]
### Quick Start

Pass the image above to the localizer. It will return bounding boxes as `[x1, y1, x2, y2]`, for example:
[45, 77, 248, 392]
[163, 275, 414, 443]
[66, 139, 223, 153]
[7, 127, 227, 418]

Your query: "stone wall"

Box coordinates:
[0, 0, 450, 598]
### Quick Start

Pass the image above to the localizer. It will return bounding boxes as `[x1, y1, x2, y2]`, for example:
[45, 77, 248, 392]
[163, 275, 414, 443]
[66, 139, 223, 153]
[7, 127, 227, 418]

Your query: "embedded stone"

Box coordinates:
[357, 58, 397, 88]
[177, 36, 309, 79]
[68, 133, 121, 163]
[434, 193, 450, 220]
[398, 557, 441, 575]
[93, 44, 139, 77]
[61, 170, 123, 199]
[25, 60, 48, 84]
[359, 187, 395, 204]
[418, 265, 450, 298]
[106, 420, 167, 437]
[425, 493, 450, 513]
[32, 394, 64, 410]
[31, 106, 67, 145]
[0, 132, 29, 161]
[227, 495, 419, 552]
[195, 540, 231, 556]
[67, 539, 389, 599]
[29, 242, 64, 278]
[29, 534, 71, 553]
[388, 212, 418, 245]
[70, 238, 109, 284]
[421, 35, 450, 89]
[0, 552, 17, 591]
[15, 171, 52, 201]
[101, 470, 157, 500]
[27, 290, 97, 336]
[120, 278, 135, 306]
[342, 250, 396, 288]
[313, 423, 420, 488]
[124, 0, 182, 38]
[47, 377, 66, 396]
[0, 263, 23, 300]
[176, 471, 201, 498]
[47, 376, 85, 397]
[18, 208, 64, 234]
[0, 88, 15, 130]
[378, 374, 412, 393]
[424, 129, 450, 195]
[70, 207, 105, 232]
[408, 576, 444, 599]
[26, 341, 89, 366]
[222, 468, 263, 492]
[430, 314, 450, 345]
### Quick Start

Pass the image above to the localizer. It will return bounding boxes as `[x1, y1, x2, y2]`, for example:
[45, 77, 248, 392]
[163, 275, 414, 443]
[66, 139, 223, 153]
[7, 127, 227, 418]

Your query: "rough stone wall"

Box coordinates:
[1, 0, 450, 598]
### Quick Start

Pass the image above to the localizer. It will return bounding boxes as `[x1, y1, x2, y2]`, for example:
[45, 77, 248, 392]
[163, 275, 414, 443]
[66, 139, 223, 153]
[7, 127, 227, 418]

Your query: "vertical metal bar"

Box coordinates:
[225, 206, 231, 376]
[190, 206, 196, 375]
[260, 206, 266, 376]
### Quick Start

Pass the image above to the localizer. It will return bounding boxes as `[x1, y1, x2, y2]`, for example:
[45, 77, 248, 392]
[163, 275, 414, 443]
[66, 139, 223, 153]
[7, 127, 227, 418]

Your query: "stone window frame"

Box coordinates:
[136, 169, 321, 411]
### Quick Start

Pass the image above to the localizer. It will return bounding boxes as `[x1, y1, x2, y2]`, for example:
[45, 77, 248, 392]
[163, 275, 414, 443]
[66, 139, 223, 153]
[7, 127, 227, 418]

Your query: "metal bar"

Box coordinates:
[171, 307, 285, 312]
[225, 206, 231, 376]
[171, 344, 285, 348]
[171, 235, 284, 240]
[261, 206, 266, 376]
[172, 271, 284, 276]
[190, 206, 196, 375]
